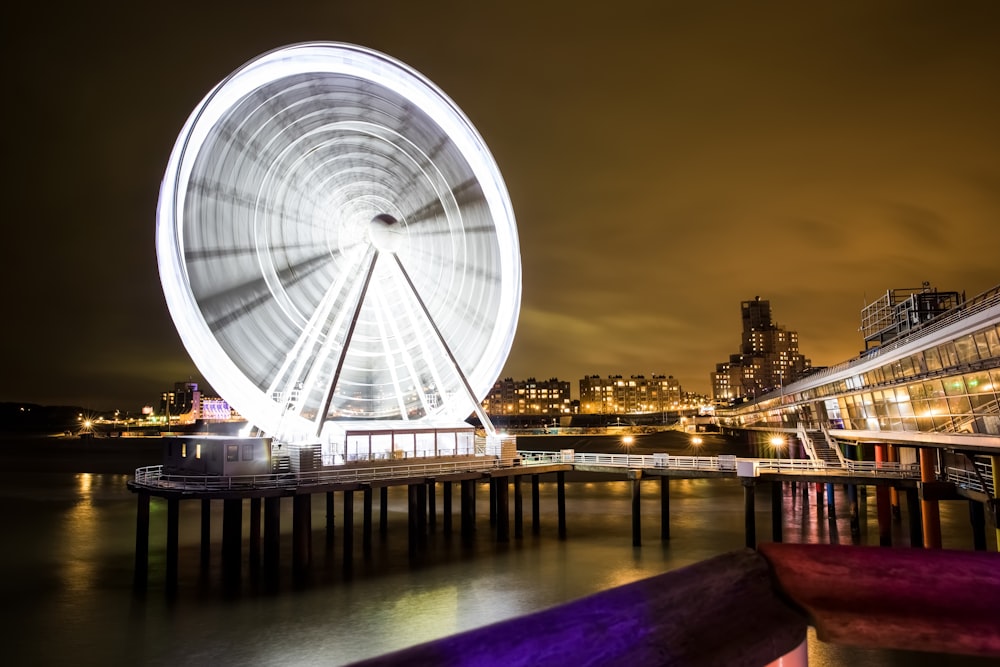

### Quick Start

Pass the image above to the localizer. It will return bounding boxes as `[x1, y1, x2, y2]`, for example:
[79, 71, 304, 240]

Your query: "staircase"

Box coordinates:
[800, 428, 843, 466]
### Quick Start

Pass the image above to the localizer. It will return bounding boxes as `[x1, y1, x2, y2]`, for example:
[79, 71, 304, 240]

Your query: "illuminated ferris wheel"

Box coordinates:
[156, 42, 520, 444]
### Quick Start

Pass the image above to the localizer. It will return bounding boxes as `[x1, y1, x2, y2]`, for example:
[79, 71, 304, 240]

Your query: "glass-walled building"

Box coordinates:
[719, 285, 1000, 437]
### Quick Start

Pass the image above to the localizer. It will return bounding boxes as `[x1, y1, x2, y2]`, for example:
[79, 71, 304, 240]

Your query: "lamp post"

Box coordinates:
[623, 435, 634, 466]
[770, 436, 786, 465]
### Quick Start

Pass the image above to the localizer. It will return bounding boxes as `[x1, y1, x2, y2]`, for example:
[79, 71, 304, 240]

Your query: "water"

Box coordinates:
[1, 434, 995, 666]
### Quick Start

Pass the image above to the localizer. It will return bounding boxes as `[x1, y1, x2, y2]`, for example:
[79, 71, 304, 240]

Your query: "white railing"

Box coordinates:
[132, 458, 513, 491]
[133, 451, 927, 491]
[946, 466, 996, 495]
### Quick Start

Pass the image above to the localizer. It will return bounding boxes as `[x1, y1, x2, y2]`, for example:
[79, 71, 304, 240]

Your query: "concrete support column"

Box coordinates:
[557, 471, 567, 540]
[379, 486, 388, 539]
[969, 500, 987, 551]
[222, 499, 243, 584]
[874, 445, 891, 546]
[497, 477, 510, 543]
[815, 483, 824, 516]
[263, 497, 280, 580]
[743, 480, 756, 549]
[408, 484, 420, 556]
[630, 471, 642, 547]
[343, 490, 354, 568]
[887, 445, 901, 518]
[166, 497, 179, 593]
[514, 475, 523, 539]
[249, 497, 261, 572]
[531, 474, 541, 535]
[919, 448, 942, 549]
[489, 478, 497, 527]
[443, 481, 453, 536]
[427, 479, 436, 533]
[460, 479, 475, 540]
[771, 481, 783, 543]
[847, 484, 860, 540]
[292, 494, 312, 575]
[416, 483, 427, 547]
[133, 492, 150, 591]
[325, 491, 336, 548]
[362, 486, 373, 559]
[905, 487, 923, 548]
[200, 498, 211, 568]
[660, 477, 670, 540]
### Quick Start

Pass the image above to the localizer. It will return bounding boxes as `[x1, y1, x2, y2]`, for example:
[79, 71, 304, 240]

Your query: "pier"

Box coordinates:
[129, 446, 985, 593]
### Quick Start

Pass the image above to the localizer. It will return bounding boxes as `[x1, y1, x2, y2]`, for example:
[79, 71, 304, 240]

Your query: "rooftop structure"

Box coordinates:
[861, 282, 963, 350]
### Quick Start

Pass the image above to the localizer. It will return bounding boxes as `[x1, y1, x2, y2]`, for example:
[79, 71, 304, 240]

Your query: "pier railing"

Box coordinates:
[946, 466, 996, 495]
[133, 457, 512, 491]
[133, 451, 925, 491]
[516, 451, 922, 478]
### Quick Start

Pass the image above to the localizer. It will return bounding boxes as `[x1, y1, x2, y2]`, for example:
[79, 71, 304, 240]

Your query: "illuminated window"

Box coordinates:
[196, 444, 202, 459]
[181, 442, 187, 458]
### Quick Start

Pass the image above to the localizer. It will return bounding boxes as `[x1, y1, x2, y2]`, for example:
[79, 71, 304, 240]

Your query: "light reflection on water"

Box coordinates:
[2, 471, 996, 666]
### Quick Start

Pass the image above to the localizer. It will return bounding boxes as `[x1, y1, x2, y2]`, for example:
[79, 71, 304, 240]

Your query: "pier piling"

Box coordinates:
[133, 492, 149, 591]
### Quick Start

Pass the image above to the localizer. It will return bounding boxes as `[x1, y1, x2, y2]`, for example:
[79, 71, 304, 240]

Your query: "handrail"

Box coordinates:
[132, 457, 512, 491]
[132, 450, 925, 492]
[946, 466, 996, 495]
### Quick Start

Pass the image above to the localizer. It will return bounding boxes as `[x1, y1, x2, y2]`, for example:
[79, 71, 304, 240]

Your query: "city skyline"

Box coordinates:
[4, 1, 999, 411]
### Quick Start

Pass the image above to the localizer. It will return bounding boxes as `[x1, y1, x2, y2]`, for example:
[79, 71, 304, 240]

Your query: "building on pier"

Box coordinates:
[716, 283, 1000, 547]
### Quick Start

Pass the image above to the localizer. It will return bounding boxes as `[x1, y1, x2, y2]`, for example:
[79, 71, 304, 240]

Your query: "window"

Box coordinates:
[181, 442, 187, 458]
[227, 444, 239, 462]
[195, 444, 202, 460]
[242, 444, 255, 461]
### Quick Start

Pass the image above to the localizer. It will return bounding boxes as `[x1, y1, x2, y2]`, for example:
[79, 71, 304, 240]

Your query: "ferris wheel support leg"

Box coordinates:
[392, 255, 497, 437]
[314, 250, 380, 437]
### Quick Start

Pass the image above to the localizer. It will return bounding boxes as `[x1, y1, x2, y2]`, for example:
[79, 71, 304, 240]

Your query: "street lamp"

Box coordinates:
[622, 435, 634, 465]
[770, 435, 786, 464]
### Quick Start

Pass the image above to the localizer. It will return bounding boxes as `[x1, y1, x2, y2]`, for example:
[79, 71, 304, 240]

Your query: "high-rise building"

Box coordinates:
[711, 297, 811, 402]
[482, 377, 572, 415]
[579, 374, 681, 414]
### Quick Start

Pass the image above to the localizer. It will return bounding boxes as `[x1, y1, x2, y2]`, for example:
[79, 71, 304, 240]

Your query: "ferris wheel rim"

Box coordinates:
[156, 42, 520, 441]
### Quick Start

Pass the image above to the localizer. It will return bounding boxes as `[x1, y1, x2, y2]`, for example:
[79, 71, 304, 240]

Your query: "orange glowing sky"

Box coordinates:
[3, 1, 999, 409]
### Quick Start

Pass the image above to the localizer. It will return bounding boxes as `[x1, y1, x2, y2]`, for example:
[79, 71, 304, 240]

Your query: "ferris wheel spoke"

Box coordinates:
[391, 254, 496, 433]
[370, 284, 412, 420]
[264, 247, 372, 415]
[314, 249, 380, 434]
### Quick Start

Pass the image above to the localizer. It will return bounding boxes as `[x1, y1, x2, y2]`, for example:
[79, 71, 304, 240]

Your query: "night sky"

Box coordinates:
[4, 1, 999, 411]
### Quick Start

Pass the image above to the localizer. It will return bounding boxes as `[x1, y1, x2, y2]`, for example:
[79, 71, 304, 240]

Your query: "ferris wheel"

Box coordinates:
[156, 42, 520, 443]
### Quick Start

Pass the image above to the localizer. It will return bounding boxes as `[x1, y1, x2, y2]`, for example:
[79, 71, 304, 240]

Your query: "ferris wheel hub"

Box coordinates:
[367, 214, 404, 253]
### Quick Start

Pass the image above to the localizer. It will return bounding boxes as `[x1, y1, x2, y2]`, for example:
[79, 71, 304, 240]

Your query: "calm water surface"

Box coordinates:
[1, 434, 995, 666]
